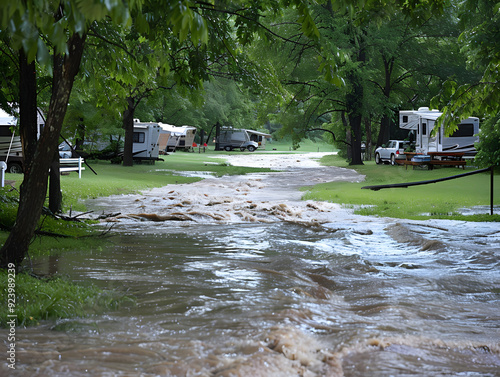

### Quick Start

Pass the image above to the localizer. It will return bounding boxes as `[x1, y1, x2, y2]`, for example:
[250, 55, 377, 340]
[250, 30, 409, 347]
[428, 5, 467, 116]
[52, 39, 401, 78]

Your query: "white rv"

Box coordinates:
[159, 123, 197, 152]
[0, 108, 44, 173]
[399, 107, 480, 155]
[246, 129, 272, 150]
[132, 120, 162, 161]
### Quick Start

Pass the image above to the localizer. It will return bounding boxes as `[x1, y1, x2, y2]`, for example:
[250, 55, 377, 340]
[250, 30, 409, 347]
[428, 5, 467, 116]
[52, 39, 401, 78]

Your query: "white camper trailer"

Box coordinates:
[0, 108, 44, 173]
[159, 123, 197, 152]
[399, 107, 480, 156]
[132, 120, 162, 161]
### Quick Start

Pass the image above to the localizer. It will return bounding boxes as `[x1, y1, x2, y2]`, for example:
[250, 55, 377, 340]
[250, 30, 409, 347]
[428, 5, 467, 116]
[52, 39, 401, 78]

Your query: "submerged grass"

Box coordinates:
[303, 154, 500, 221]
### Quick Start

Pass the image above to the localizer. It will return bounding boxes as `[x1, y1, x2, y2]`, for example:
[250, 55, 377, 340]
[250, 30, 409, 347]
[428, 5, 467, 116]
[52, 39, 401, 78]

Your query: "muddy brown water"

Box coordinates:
[2, 153, 499, 376]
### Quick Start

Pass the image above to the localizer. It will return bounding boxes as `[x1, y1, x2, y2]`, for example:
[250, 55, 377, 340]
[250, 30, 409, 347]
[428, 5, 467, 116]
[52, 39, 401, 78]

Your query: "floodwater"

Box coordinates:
[2, 153, 500, 376]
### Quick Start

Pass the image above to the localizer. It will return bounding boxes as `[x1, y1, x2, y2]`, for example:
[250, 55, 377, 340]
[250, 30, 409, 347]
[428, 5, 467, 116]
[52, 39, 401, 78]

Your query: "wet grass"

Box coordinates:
[261, 139, 337, 152]
[303, 154, 500, 221]
[0, 269, 131, 327]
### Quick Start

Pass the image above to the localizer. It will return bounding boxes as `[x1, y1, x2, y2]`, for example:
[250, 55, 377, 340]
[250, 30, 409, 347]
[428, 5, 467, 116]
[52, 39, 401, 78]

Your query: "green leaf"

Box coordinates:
[36, 38, 51, 66]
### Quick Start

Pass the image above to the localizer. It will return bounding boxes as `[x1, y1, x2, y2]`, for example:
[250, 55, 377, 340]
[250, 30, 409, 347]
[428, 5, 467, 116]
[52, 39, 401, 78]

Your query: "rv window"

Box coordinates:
[402, 115, 408, 123]
[422, 123, 427, 135]
[133, 132, 145, 143]
[0, 126, 13, 137]
[451, 123, 474, 137]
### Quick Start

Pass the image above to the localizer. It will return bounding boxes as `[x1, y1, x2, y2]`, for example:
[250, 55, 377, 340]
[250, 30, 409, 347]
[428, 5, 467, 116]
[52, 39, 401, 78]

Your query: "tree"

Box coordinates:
[0, 0, 142, 269]
[137, 78, 259, 135]
[254, 1, 469, 164]
[431, 0, 499, 136]
[253, 5, 376, 164]
[0, 0, 321, 268]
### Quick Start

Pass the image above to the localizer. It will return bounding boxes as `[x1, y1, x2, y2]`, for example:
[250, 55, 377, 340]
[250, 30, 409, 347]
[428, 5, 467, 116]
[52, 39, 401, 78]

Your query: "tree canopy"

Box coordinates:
[0, 0, 498, 268]
[431, 0, 500, 132]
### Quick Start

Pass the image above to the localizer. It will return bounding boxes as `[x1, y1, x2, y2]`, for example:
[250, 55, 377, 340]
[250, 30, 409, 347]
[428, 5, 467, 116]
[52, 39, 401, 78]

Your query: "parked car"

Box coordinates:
[375, 140, 410, 165]
[59, 141, 73, 158]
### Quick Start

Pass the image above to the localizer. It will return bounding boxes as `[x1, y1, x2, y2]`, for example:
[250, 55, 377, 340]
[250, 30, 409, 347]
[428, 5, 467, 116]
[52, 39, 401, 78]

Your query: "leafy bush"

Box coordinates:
[476, 114, 500, 167]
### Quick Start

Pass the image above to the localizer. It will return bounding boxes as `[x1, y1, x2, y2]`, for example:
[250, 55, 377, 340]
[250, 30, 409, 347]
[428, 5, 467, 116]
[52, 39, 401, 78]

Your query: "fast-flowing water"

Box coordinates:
[2, 153, 499, 376]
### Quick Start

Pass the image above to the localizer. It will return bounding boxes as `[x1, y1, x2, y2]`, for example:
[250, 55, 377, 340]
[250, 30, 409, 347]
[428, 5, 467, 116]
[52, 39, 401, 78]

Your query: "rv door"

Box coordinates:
[418, 120, 427, 153]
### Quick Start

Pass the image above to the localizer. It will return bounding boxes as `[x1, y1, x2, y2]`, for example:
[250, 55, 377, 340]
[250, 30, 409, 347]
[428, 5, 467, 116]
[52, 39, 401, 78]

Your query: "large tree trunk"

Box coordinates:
[18, 50, 38, 175]
[346, 72, 364, 165]
[49, 150, 62, 214]
[344, 26, 366, 166]
[377, 115, 391, 147]
[348, 113, 364, 165]
[0, 33, 86, 269]
[122, 97, 135, 167]
[377, 57, 394, 147]
[364, 117, 372, 160]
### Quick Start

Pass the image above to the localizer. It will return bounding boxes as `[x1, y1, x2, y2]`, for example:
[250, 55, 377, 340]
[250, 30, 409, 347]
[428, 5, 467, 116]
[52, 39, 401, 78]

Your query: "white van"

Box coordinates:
[216, 129, 258, 152]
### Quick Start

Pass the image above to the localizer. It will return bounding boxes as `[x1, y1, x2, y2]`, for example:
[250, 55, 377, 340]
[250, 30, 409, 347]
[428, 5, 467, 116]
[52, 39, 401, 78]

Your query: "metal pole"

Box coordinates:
[0, 161, 6, 187]
[491, 166, 494, 216]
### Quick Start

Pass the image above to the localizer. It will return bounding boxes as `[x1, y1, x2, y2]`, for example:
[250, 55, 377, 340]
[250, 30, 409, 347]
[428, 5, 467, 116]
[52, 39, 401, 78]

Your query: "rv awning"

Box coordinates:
[159, 123, 196, 135]
[400, 121, 418, 130]
[245, 130, 272, 138]
[0, 109, 17, 126]
[400, 113, 441, 130]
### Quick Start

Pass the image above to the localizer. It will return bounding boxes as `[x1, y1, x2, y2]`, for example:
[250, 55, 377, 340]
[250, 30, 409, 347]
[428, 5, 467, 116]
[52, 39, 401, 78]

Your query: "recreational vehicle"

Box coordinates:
[216, 128, 259, 152]
[399, 107, 480, 156]
[132, 120, 162, 161]
[0, 108, 44, 173]
[159, 123, 197, 152]
[246, 129, 272, 150]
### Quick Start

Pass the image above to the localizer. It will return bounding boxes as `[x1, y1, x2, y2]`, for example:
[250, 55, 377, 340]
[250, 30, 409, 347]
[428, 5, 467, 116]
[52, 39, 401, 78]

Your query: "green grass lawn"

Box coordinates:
[303, 154, 500, 221]
[262, 138, 337, 152]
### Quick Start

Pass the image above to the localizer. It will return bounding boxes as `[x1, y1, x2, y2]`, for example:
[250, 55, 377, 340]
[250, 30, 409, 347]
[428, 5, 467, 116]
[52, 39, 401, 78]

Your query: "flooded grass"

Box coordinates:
[305, 154, 500, 221]
[0, 270, 131, 327]
[56, 155, 273, 211]
[1, 150, 498, 330]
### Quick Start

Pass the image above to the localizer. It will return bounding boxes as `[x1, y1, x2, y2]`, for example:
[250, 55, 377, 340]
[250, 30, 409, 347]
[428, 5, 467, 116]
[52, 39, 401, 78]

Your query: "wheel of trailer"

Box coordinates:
[375, 153, 381, 164]
[390, 154, 396, 165]
[224, 146, 232, 152]
[240, 147, 246, 151]
[8, 162, 23, 174]
[247, 145, 256, 152]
